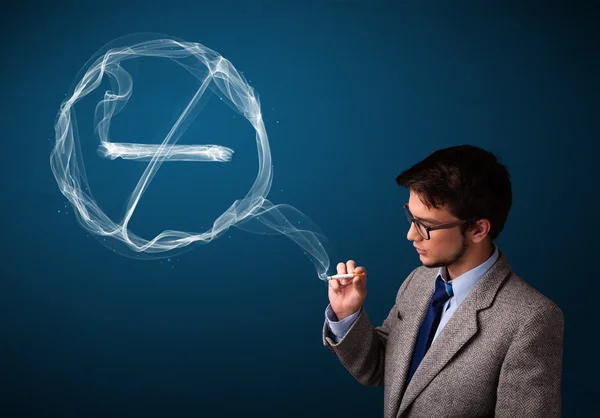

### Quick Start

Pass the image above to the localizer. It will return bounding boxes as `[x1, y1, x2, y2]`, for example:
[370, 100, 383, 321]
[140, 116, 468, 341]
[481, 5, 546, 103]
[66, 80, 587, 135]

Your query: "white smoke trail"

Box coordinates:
[50, 33, 331, 281]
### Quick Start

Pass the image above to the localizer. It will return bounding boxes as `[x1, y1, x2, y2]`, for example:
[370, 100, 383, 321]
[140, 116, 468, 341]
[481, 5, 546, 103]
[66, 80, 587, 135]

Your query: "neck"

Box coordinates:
[446, 241, 495, 280]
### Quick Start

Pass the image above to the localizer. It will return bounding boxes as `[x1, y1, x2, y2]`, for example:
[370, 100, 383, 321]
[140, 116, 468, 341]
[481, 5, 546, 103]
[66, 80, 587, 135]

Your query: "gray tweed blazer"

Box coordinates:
[322, 251, 564, 418]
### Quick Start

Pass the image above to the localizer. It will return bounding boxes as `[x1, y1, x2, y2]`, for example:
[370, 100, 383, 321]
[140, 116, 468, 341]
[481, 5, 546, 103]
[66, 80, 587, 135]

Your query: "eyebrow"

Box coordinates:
[413, 215, 442, 224]
[406, 205, 443, 224]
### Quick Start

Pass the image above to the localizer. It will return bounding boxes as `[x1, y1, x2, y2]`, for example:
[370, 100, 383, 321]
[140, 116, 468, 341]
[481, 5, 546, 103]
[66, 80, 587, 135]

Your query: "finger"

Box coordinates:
[329, 278, 341, 293]
[342, 260, 356, 285]
[346, 260, 356, 274]
[337, 262, 349, 285]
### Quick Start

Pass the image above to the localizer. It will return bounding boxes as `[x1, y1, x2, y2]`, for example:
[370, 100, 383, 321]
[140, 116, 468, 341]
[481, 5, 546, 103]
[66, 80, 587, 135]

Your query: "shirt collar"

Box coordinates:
[438, 245, 500, 306]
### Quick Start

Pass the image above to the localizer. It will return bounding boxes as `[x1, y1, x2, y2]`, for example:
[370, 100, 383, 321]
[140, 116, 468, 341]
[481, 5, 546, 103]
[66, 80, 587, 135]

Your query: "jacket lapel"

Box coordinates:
[396, 252, 513, 417]
[385, 270, 435, 418]
[398, 295, 478, 415]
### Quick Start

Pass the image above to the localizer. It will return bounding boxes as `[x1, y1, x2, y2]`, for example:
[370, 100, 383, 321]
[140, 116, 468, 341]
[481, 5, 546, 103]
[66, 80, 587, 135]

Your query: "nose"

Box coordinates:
[407, 221, 422, 242]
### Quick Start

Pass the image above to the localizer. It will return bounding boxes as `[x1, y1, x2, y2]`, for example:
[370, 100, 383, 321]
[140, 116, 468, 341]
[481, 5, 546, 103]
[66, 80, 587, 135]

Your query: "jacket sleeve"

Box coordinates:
[495, 303, 565, 417]
[322, 268, 418, 387]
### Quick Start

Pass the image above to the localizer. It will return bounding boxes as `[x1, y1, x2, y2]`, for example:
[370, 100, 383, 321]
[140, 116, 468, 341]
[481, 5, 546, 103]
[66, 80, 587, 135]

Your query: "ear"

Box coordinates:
[469, 219, 491, 243]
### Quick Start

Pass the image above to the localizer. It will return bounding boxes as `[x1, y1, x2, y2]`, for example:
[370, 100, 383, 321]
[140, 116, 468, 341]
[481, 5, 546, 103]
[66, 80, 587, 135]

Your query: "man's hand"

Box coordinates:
[328, 260, 367, 321]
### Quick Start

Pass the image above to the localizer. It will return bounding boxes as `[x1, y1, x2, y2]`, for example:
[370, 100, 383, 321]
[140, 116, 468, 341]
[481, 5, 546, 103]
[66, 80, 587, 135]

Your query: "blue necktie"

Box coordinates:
[407, 275, 453, 384]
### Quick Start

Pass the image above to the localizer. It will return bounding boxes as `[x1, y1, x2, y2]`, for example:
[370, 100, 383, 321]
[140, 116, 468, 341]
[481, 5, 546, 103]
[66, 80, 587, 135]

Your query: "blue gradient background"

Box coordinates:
[2, 1, 598, 417]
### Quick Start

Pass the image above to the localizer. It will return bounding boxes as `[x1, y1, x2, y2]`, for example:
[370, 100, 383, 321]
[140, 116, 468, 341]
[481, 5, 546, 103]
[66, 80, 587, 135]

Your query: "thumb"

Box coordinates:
[352, 274, 364, 287]
[353, 268, 366, 287]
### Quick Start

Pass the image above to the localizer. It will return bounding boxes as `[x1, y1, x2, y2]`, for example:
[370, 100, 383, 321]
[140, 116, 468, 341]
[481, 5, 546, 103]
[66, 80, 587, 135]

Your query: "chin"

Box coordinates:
[420, 255, 443, 269]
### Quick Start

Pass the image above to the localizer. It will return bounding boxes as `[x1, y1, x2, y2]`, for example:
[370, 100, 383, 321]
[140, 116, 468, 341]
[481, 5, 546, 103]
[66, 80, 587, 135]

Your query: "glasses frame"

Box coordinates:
[403, 203, 469, 240]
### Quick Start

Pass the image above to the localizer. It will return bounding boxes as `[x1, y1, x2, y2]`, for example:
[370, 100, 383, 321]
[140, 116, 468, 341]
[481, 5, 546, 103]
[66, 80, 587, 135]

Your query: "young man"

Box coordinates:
[322, 145, 564, 418]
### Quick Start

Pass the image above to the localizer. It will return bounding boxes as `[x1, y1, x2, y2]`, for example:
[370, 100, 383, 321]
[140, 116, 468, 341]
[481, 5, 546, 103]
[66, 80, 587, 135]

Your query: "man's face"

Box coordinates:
[406, 190, 468, 269]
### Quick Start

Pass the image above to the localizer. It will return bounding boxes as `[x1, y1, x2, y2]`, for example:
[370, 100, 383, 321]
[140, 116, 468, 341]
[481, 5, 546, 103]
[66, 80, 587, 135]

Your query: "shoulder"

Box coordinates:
[493, 273, 565, 359]
[497, 273, 563, 320]
[489, 273, 564, 346]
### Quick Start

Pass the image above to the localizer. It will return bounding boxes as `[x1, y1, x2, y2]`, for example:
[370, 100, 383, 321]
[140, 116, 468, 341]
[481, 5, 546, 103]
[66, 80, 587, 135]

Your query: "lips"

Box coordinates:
[415, 247, 427, 255]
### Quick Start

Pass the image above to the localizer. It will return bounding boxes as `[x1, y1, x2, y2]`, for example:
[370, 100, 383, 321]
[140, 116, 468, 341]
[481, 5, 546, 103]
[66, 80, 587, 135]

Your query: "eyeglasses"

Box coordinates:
[403, 203, 468, 240]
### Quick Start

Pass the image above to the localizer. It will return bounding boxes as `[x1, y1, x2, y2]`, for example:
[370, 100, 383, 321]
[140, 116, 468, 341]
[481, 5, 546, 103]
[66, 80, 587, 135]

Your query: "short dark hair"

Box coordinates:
[396, 145, 512, 241]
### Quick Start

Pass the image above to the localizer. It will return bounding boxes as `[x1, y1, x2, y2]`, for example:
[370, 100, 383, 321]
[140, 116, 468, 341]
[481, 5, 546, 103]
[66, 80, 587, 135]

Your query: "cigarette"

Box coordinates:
[327, 272, 366, 281]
